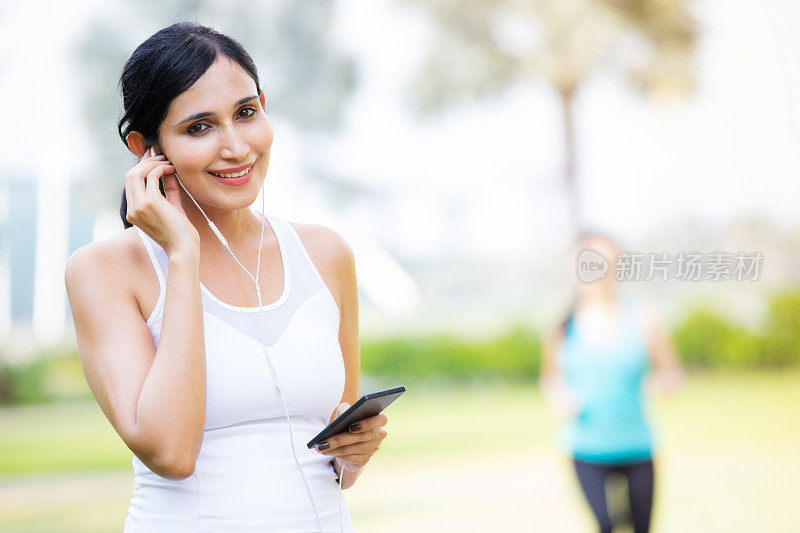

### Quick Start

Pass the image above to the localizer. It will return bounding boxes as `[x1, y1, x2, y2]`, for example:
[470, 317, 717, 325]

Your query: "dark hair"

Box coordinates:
[117, 22, 262, 228]
[559, 230, 619, 334]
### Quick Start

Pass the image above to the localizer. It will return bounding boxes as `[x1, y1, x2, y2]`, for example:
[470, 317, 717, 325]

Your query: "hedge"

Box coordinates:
[0, 290, 798, 404]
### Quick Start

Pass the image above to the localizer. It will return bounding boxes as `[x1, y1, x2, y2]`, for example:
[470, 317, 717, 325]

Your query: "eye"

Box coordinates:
[238, 106, 257, 119]
[187, 106, 256, 135]
[188, 122, 208, 135]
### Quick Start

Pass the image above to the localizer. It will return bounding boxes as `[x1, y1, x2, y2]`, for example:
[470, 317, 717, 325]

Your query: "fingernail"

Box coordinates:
[349, 424, 361, 432]
[316, 442, 329, 451]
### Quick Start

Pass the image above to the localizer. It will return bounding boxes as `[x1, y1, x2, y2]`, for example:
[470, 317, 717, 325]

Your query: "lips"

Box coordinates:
[207, 162, 255, 177]
[208, 164, 254, 187]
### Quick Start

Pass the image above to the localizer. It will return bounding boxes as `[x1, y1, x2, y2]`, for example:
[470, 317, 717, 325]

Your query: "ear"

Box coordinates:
[126, 131, 150, 159]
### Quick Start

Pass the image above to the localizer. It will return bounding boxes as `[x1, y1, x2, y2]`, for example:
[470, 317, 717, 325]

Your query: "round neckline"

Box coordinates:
[198, 212, 291, 312]
[571, 297, 634, 348]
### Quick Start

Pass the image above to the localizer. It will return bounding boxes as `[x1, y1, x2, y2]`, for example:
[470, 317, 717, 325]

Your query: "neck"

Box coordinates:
[179, 189, 259, 251]
[577, 284, 616, 308]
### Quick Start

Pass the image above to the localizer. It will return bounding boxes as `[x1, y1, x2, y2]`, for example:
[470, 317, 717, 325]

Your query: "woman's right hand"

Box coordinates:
[125, 148, 199, 256]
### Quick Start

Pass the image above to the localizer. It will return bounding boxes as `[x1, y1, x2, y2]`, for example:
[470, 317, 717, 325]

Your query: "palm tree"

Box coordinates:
[402, 0, 697, 238]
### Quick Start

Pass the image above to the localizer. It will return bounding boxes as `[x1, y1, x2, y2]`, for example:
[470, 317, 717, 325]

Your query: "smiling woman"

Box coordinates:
[64, 21, 387, 533]
[116, 26, 274, 232]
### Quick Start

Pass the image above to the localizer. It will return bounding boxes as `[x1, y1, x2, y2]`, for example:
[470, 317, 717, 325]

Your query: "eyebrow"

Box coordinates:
[176, 95, 259, 126]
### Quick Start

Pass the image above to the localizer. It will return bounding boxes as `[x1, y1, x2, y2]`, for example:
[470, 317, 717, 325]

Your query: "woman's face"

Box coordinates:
[156, 55, 273, 211]
[570, 235, 620, 293]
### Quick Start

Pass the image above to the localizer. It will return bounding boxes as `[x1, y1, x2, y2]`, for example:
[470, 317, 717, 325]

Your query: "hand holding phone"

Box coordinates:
[309, 386, 404, 476]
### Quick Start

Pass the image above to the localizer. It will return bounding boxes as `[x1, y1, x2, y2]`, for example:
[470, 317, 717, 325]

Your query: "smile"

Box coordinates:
[207, 163, 255, 178]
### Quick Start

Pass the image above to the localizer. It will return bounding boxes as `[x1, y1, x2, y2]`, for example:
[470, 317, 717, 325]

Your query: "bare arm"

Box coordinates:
[540, 327, 581, 420]
[642, 305, 685, 394]
[329, 233, 365, 490]
[292, 223, 381, 490]
[65, 236, 205, 480]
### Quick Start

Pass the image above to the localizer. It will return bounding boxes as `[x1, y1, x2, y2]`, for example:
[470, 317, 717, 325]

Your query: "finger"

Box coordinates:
[125, 171, 143, 220]
[129, 158, 168, 194]
[127, 161, 172, 218]
[135, 156, 168, 177]
[317, 432, 370, 452]
[145, 163, 161, 197]
[162, 173, 181, 207]
[348, 412, 388, 433]
[334, 402, 351, 418]
[320, 441, 379, 457]
[318, 427, 387, 452]
[124, 176, 135, 225]
[146, 163, 175, 198]
[328, 402, 351, 425]
[140, 148, 166, 162]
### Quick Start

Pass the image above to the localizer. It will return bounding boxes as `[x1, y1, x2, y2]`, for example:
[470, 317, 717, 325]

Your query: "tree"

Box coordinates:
[402, 0, 697, 238]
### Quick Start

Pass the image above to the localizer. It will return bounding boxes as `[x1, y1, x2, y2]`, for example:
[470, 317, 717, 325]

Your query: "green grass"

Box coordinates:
[0, 381, 552, 477]
[1, 370, 799, 532]
[0, 401, 130, 475]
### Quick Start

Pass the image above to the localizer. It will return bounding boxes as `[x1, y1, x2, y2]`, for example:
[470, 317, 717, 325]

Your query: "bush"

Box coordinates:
[2, 289, 799, 405]
[0, 346, 91, 406]
[673, 290, 800, 369]
[362, 325, 542, 381]
[672, 309, 761, 368]
[758, 291, 800, 365]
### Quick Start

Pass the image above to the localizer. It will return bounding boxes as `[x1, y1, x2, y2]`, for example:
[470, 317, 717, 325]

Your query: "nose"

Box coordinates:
[218, 125, 249, 161]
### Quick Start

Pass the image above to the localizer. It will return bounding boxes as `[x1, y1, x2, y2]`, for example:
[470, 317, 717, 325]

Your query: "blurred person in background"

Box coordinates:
[541, 232, 685, 533]
[65, 22, 388, 532]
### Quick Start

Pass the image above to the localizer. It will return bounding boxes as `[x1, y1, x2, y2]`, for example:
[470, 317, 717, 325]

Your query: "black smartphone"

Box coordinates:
[307, 386, 406, 449]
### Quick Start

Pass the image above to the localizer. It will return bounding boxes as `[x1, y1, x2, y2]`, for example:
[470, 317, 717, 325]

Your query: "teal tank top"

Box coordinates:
[557, 297, 655, 464]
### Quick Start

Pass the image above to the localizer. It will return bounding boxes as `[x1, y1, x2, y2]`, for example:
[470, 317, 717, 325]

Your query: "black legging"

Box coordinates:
[573, 458, 654, 533]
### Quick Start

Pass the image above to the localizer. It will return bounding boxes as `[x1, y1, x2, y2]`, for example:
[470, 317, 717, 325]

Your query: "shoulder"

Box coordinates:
[65, 228, 150, 302]
[66, 228, 132, 276]
[546, 305, 574, 350]
[286, 220, 354, 270]
[632, 299, 662, 342]
[545, 326, 566, 350]
[286, 220, 352, 257]
[284, 220, 356, 299]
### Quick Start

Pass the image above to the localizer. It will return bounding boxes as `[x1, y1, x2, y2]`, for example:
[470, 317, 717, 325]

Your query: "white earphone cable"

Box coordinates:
[157, 147, 344, 532]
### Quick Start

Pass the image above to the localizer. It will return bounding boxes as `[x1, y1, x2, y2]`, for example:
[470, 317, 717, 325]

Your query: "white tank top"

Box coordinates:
[124, 212, 354, 533]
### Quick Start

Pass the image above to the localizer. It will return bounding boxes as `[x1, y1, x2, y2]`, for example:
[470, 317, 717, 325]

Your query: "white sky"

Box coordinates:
[329, 0, 800, 259]
[1, 0, 798, 262]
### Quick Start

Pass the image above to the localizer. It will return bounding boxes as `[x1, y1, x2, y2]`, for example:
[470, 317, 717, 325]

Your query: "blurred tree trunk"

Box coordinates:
[402, 0, 697, 244]
[560, 85, 581, 239]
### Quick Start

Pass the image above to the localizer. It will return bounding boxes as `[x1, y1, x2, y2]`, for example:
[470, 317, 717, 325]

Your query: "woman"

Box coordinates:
[541, 232, 684, 533]
[65, 22, 387, 532]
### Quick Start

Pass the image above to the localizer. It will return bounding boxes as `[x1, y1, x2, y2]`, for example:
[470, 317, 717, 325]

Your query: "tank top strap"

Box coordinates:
[133, 226, 170, 281]
[132, 214, 330, 346]
[621, 296, 636, 322]
[133, 226, 168, 326]
[621, 296, 648, 349]
[562, 297, 641, 345]
[265, 215, 327, 294]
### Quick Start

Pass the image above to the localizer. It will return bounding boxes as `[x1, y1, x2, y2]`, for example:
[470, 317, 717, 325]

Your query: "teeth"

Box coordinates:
[210, 165, 251, 178]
